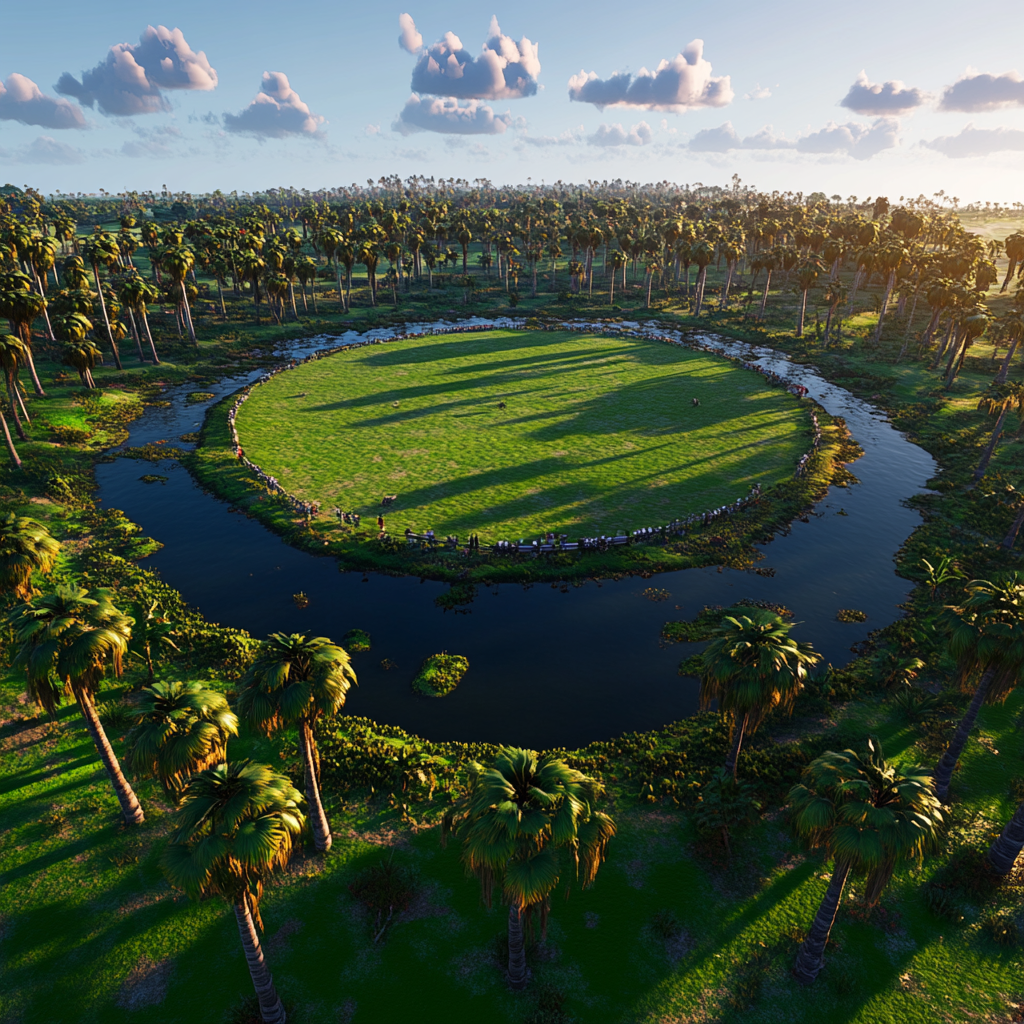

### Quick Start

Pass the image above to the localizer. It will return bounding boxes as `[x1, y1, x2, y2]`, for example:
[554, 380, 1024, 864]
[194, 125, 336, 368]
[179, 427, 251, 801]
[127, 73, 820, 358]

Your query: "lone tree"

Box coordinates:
[789, 737, 943, 984]
[444, 748, 615, 990]
[162, 761, 304, 1024]
[238, 632, 356, 853]
[700, 609, 820, 777]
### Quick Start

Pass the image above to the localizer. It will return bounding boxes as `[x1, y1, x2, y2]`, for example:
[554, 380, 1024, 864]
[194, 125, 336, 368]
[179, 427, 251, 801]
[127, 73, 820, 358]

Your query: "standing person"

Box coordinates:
[377, 514, 385, 533]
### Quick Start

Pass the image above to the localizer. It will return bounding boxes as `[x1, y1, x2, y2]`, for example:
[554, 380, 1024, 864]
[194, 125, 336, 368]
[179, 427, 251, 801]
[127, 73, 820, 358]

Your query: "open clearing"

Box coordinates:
[236, 329, 809, 540]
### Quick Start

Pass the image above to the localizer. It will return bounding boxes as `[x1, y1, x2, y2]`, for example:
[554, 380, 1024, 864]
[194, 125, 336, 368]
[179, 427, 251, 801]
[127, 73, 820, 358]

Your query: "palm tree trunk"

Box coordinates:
[759, 271, 772, 319]
[725, 713, 748, 778]
[6, 384, 27, 441]
[299, 721, 331, 852]
[873, 273, 895, 343]
[996, 336, 1022, 384]
[21, 343, 45, 397]
[797, 290, 808, 337]
[507, 902, 528, 990]
[973, 408, 1009, 482]
[934, 666, 995, 802]
[234, 895, 287, 1024]
[92, 265, 122, 370]
[76, 688, 144, 825]
[139, 309, 159, 364]
[10, 373, 29, 424]
[126, 308, 146, 362]
[217, 279, 227, 319]
[288, 283, 299, 321]
[931, 319, 956, 370]
[793, 859, 851, 985]
[179, 284, 198, 346]
[644, 271, 653, 309]
[694, 268, 707, 316]
[987, 797, 1024, 874]
[0, 409, 21, 468]
[609, 273, 615, 306]
[1002, 503, 1024, 549]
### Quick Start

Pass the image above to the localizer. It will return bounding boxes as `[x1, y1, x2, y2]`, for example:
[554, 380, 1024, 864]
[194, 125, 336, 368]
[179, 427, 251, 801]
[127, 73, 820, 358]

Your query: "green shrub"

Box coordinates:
[343, 628, 371, 652]
[412, 653, 469, 697]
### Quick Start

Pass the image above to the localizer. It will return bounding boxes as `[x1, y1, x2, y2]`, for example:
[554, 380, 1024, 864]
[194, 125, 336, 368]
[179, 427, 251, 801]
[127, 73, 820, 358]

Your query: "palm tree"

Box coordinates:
[995, 312, 1024, 384]
[126, 681, 238, 801]
[934, 576, 1024, 802]
[2, 287, 48, 395]
[237, 632, 356, 853]
[81, 234, 123, 369]
[0, 333, 31, 438]
[162, 246, 198, 345]
[608, 250, 627, 304]
[971, 381, 1024, 483]
[237, 251, 267, 325]
[691, 240, 715, 316]
[794, 259, 824, 338]
[118, 275, 161, 364]
[822, 279, 847, 347]
[1000, 232, 1024, 292]
[443, 748, 615, 990]
[8, 585, 144, 824]
[61, 338, 100, 389]
[789, 736, 943, 984]
[161, 761, 303, 1024]
[700, 609, 820, 777]
[0, 513, 59, 599]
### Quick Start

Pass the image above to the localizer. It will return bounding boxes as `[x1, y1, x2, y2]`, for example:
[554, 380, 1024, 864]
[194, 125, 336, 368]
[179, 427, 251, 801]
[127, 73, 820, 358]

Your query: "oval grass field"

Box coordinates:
[235, 329, 811, 540]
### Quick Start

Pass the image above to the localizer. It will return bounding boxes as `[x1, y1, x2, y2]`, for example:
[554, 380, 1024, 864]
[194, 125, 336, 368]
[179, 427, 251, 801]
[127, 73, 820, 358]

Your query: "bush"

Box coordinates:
[981, 909, 1021, 947]
[342, 629, 371, 652]
[348, 854, 414, 942]
[412, 653, 469, 697]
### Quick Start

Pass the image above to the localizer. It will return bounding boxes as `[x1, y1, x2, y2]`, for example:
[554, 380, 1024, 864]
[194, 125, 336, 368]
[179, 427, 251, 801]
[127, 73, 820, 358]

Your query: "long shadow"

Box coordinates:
[0, 751, 99, 796]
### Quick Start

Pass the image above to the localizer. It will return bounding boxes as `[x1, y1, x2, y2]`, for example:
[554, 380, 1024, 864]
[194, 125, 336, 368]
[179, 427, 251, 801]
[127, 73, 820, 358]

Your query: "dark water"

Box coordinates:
[94, 323, 935, 749]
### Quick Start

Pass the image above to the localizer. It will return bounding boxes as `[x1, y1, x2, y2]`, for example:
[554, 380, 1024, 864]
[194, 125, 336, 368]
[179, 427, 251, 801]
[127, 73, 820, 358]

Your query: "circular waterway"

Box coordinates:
[95, 321, 936, 750]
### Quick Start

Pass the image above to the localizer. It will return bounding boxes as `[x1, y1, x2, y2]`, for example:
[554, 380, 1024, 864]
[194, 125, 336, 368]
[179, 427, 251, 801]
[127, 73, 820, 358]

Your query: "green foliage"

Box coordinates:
[342, 628, 371, 652]
[412, 653, 469, 697]
[836, 608, 867, 623]
[348, 852, 415, 942]
[185, 391, 215, 404]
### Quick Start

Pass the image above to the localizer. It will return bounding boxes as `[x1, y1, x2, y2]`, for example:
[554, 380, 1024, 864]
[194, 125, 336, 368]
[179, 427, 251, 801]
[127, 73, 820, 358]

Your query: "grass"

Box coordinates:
[234, 329, 809, 542]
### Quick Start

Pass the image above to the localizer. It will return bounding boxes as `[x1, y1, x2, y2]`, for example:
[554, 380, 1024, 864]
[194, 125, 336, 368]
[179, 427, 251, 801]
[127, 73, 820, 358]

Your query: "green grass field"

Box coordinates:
[235, 330, 809, 541]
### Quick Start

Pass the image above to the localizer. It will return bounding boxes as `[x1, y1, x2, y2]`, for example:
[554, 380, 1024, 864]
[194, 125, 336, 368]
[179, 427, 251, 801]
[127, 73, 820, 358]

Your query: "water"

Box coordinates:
[94, 323, 935, 749]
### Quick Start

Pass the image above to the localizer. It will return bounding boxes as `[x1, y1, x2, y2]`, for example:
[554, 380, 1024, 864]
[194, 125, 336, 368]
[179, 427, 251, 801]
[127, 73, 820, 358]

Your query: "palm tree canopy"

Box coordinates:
[789, 736, 943, 904]
[161, 761, 305, 917]
[447, 747, 616, 912]
[238, 632, 356, 733]
[126, 680, 238, 796]
[945, 575, 1024, 700]
[8, 584, 132, 709]
[0, 513, 60, 599]
[700, 610, 820, 731]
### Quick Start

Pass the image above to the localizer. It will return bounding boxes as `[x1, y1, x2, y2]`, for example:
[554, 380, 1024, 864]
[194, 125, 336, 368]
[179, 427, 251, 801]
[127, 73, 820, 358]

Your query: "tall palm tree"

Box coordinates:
[237, 632, 356, 853]
[2, 287, 47, 395]
[237, 251, 267, 325]
[161, 761, 303, 1024]
[443, 748, 615, 990]
[700, 610, 820, 777]
[8, 585, 144, 824]
[794, 258, 824, 338]
[126, 681, 238, 802]
[690, 239, 715, 316]
[1000, 232, 1024, 293]
[0, 513, 59, 599]
[934, 576, 1024, 802]
[822, 278, 847, 347]
[118, 275, 161, 364]
[608, 250, 627, 304]
[0, 333, 31, 438]
[61, 338, 100, 389]
[162, 246, 198, 345]
[81, 234, 123, 369]
[995, 312, 1024, 384]
[971, 381, 1024, 483]
[789, 736, 943, 984]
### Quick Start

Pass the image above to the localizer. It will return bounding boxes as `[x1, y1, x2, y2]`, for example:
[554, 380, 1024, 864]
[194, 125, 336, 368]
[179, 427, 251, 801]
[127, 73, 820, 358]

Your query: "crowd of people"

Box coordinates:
[224, 315, 826, 553]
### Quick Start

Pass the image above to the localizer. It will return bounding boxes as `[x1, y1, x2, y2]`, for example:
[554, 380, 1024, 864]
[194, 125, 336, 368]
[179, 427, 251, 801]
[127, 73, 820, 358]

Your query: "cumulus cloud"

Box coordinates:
[519, 126, 584, 147]
[568, 39, 732, 113]
[745, 84, 771, 100]
[796, 117, 900, 160]
[55, 24, 217, 116]
[840, 71, 926, 115]
[223, 73, 325, 138]
[0, 73, 87, 129]
[13, 135, 87, 165]
[688, 121, 793, 152]
[404, 15, 540, 100]
[921, 123, 1024, 157]
[938, 69, 1024, 111]
[394, 94, 510, 135]
[587, 121, 652, 147]
[398, 13, 423, 54]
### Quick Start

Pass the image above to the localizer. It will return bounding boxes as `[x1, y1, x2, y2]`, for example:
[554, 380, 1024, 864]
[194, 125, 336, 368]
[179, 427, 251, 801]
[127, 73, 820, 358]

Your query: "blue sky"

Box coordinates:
[2, 0, 1023, 200]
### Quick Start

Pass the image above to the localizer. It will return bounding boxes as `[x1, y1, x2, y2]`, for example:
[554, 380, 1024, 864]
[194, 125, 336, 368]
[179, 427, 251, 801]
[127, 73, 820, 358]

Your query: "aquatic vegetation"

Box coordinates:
[836, 608, 868, 622]
[412, 653, 469, 696]
[343, 628, 371, 652]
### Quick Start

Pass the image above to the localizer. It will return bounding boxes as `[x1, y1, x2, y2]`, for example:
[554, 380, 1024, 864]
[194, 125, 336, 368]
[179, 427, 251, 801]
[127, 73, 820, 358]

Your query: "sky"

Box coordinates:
[1, 0, 1023, 201]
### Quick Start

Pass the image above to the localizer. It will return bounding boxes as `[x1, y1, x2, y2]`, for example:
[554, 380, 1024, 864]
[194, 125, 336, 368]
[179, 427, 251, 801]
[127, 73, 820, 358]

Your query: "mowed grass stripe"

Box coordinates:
[236, 330, 809, 539]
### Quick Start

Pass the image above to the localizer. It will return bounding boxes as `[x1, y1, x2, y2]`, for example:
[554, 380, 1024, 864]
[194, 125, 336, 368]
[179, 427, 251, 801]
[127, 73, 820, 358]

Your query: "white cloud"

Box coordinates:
[688, 121, 793, 152]
[406, 16, 540, 100]
[839, 71, 926, 115]
[364, 123, 382, 136]
[223, 72, 325, 139]
[518, 126, 584, 147]
[398, 13, 423, 55]
[568, 40, 733, 113]
[394, 94, 511, 135]
[0, 73, 87, 129]
[55, 24, 217, 117]
[12, 135, 87, 165]
[939, 69, 1024, 112]
[796, 117, 900, 160]
[745, 84, 771, 100]
[921, 123, 1024, 157]
[587, 121, 653, 147]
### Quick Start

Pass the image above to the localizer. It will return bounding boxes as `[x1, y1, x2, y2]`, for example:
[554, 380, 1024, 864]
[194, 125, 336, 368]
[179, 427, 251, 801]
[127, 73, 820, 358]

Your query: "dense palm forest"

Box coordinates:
[1, 176, 1024, 1022]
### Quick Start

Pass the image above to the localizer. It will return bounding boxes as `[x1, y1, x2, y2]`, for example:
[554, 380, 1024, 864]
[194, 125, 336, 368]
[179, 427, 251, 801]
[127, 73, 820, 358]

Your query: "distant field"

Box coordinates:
[235, 330, 809, 540]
